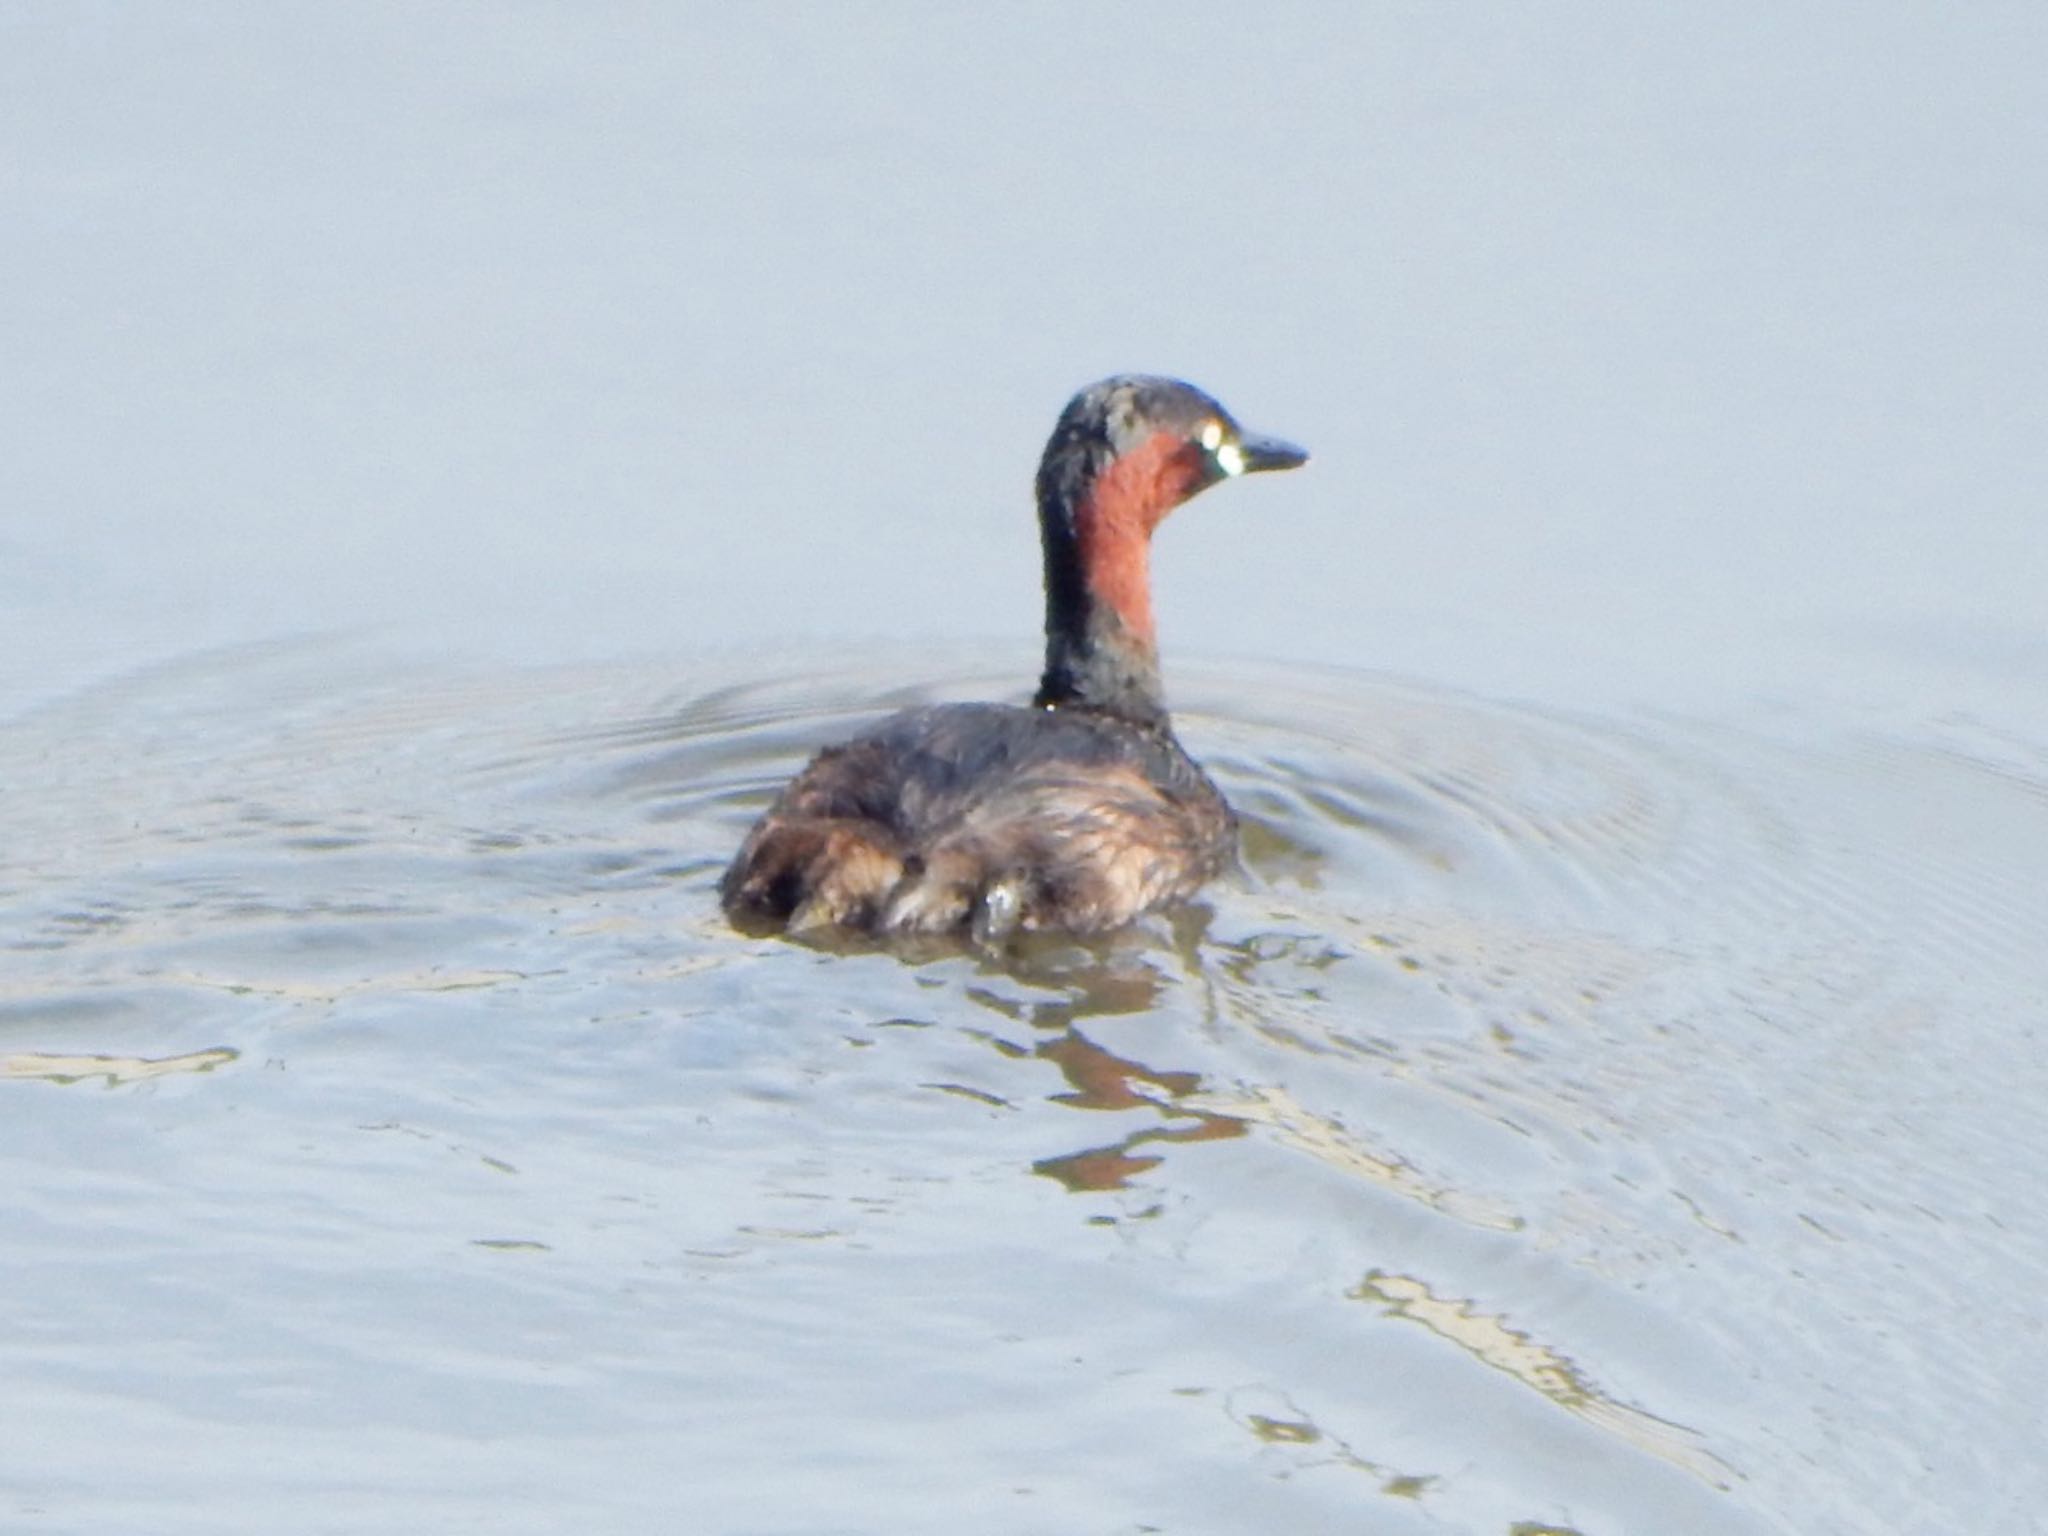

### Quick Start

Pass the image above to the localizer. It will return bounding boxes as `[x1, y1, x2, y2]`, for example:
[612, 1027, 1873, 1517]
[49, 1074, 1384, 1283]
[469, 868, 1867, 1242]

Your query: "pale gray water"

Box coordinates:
[6, 645, 2046, 1534]
[5, 7, 2047, 1535]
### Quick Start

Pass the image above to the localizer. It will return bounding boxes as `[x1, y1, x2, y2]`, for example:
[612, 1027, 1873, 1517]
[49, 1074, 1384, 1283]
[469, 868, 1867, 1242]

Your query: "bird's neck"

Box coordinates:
[1034, 433, 1200, 724]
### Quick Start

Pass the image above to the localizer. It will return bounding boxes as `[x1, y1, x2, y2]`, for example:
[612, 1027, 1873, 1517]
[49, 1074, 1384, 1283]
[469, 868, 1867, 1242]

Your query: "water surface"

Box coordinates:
[5, 7, 2046, 1533]
[6, 641, 2044, 1534]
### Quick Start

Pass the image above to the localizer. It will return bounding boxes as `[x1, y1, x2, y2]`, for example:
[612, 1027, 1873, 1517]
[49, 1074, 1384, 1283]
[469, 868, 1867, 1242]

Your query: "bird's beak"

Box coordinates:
[1235, 431, 1310, 474]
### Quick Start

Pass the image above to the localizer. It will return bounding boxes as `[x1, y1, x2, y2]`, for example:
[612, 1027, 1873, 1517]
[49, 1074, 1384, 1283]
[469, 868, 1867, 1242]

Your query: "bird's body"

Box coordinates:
[723, 700, 1233, 940]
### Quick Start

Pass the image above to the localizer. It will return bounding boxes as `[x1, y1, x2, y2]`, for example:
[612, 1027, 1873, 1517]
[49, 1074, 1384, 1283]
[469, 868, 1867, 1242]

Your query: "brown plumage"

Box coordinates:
[721, 376, 1307, 941]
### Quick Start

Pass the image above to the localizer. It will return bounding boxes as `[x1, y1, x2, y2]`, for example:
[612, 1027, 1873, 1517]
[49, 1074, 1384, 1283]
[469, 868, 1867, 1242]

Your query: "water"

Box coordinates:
[5, 641, 2044, 1534]
[7, 6, 2048, 1533]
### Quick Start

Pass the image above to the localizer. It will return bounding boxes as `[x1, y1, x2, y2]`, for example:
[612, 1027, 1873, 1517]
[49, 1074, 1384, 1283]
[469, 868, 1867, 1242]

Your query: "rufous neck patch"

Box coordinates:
[1072, 431, 1203, 646]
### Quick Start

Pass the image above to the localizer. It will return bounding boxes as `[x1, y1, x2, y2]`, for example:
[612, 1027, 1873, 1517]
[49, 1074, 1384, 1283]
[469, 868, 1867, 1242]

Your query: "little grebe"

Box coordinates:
[721, 375, 1308, 941]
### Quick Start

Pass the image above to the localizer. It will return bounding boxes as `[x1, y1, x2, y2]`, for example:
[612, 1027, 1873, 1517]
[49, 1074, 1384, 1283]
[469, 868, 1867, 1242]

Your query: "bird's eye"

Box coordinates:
[1198, 420, 1224, 452]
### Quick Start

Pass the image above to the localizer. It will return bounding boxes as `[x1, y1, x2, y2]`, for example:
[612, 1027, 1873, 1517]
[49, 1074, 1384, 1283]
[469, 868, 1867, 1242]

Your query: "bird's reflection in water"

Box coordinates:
[961, 906, 1251, 1192]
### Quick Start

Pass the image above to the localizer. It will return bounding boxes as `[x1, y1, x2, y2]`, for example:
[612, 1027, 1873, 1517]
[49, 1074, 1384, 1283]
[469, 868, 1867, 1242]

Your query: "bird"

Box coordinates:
[720, 375, 1307, 942]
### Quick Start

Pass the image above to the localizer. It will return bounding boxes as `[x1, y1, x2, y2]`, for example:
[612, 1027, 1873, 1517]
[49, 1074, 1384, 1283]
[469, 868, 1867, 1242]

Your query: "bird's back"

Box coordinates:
[720, 702, 1234, 938]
